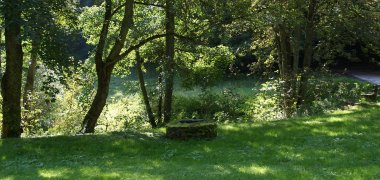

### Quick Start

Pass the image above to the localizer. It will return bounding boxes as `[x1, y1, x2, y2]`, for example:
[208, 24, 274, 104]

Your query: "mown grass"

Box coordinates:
[1, 103, 379, 179]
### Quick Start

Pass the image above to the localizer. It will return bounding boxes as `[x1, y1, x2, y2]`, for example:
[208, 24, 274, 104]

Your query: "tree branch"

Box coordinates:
[107, 0, 134, 60]
[105, 33, 209, 67]
[135, 1, 165, 8]
[174, 33, 208, 46]
[95, 0, 112, 67]
[111, 0, 164, 17]
[106, 34, 166, 66]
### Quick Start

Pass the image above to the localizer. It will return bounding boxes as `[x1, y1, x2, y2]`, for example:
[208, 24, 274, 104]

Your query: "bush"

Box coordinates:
[298, 74, 372, 115]
[172, 88, 245, 122]
[244, 73, 373, 121]
[244, 80, 284, 121]
[21, 64, 65, 136]
[47, 68, 96, 135]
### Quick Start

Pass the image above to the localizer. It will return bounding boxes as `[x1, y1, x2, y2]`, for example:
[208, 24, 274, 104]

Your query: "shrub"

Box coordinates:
[244, 80, 284, 121]
[47, 68, 96, 135]
[172, 88, 245, 122]
[298, 74, 372, 115]
[244, 73, 372, 121]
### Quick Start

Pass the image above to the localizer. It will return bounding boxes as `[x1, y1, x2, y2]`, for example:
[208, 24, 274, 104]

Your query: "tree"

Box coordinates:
[162, 0, 175, 124]
[20, 0, 79, 133]
[135, 49, 156, 127]
[240, 0, 380, 117]
[80, 0, 166, 133]
[272, 0, 318, 116]
[235, 0, 320, 117]
[1, 0, 24, 138]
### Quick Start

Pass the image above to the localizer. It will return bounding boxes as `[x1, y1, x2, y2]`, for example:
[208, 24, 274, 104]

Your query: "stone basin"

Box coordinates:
[166, 119, 217, 140]
[179, 119, 205, 123]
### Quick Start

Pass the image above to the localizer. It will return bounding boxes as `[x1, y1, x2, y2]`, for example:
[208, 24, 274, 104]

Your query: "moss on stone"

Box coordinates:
[166, 120, 217, 140]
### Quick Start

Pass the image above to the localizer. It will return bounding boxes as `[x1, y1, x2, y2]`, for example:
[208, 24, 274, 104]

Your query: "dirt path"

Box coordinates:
[349, 71, 380, 85]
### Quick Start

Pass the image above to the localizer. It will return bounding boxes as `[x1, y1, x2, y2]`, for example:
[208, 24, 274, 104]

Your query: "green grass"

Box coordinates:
[108, 75, 260, 99]
[1, 103, 380, 179]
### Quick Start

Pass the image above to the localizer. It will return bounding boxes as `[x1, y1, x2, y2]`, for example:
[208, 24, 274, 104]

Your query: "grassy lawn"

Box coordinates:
[1, 103, 380, 179]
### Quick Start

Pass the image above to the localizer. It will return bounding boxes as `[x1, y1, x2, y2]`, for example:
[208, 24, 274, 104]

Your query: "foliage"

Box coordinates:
[1, 0, 380, 137]
[172, 88, 245, 122]
[178, 45, 235, 89]
[47, 62, 96, 135]
[97, 93, 147, 132]
[244, 80, 284, 121]
[315, 0, 380, 64]
[21, 64, 64, 135]
[22, 0, 81, 71]
[245, 73, 373, 121]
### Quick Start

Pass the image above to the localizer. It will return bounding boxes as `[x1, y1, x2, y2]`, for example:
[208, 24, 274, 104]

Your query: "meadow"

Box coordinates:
[1, 103, 379, 179]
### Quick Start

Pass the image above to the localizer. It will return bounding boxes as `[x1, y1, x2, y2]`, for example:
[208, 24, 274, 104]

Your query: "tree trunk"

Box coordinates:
[23, 40, 39, 111]
[297, 0, 317, 107]
[156, 67, 163, 125]
[302, 0, 317, 69]
[81, 0, 134, 133]
[81, 64, 114, 133]
[22, 39, 39, 133]
[163, 0, 175, 124]
[292, 27, 301, 75]
[278, 26, 296, 118]
[136, 50, 157, 128]
[1, 0, 24, 138]
[0, 28, 3, 81]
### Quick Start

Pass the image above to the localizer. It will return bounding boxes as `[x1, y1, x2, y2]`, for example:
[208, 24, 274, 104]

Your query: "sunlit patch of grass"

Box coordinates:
[1, 177, 14, 180]
[219, 124, 241, 132]
[38, 168, 71, 178]
[238, 164, 271, 175]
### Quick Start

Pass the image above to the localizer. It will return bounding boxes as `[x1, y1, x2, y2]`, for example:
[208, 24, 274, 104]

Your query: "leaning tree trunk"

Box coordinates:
[81, 0, 133, 133]
[81, 0, 165, 133]
[1, 0, 24, 138]
[23, 40, 39, 111]
[136, 50, 157, 128]
[81, 64, 114, 133]
[22, 39, 39, 133]
[163, 0, 175, 124]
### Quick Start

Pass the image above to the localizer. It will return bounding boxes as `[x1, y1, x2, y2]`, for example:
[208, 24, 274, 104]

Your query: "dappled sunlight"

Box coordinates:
[1, 103, 379, 178]
[38, 168, 71, 178]
[220, 124, 241, 132]
[1, 177, 14, 180]
[275, 149, 304, 162]
[0, 0, 379, 178]
[263, 130, 280, 137]
[79, 167, 119, 178]
[203, 146, 212, 153]
[311, 128, 345, 137]
[238, 164, 271, 175]
[302, 120, 325, 125]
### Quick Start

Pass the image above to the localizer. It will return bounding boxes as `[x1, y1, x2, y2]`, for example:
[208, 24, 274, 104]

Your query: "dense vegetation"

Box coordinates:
[0, 0, 379, 178]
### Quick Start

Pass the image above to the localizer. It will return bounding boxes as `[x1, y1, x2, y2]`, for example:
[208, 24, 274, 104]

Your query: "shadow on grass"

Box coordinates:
[0, 104, 380, 179]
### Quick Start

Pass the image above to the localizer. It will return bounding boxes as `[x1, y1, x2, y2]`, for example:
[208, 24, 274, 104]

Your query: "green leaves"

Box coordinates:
[178, 45, 235, 88]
